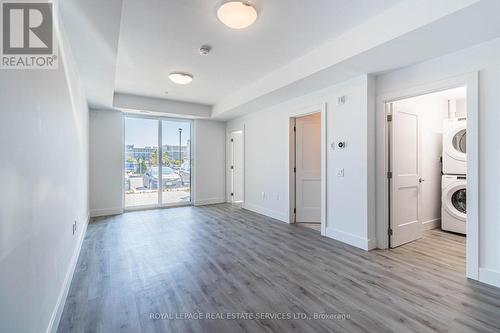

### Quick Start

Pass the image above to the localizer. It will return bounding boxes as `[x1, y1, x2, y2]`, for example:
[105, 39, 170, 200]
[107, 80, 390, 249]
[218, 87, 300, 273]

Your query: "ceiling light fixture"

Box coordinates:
[217, 1, 257, 29]
[169, 72, 193, 85]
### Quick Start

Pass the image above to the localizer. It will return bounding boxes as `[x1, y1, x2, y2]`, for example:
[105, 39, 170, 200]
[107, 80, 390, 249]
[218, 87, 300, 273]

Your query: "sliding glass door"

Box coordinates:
[161, 120, 191, 205]
[124, 116, 192, 209]
[124, 117, 159, 208]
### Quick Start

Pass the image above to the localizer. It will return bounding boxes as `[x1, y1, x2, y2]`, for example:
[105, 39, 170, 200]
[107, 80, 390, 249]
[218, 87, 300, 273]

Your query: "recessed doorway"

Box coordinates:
[291, 111, 323, 232]
[386, 87, 467, 248]
[384, 86, 470, 281]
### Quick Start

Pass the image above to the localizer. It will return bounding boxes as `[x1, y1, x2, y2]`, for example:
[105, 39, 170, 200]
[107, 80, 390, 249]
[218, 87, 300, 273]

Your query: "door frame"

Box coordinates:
[376, 72, 479, 280]
[123, 114, 194, 211]
[229, 129, 244, 203]
[226, 125, 245, 203]
[288, 103, 327, 236]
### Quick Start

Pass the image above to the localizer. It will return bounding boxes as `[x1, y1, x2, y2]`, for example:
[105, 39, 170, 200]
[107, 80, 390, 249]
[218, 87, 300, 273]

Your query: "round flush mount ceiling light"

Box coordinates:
[217, 1, 257, 29]
[169, 72, 193, 85]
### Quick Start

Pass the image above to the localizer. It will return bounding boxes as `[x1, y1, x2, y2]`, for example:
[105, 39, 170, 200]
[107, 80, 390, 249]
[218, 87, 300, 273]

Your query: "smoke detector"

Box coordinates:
[199, 45, 211, 56]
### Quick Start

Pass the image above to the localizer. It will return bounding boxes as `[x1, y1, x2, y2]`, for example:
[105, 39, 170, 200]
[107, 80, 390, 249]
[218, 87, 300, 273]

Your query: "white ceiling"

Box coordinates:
[60, 0, 123, 109]
[114, 0, 401, 105]
[61, 0, 500, 119]
[211, 0, 500, 119]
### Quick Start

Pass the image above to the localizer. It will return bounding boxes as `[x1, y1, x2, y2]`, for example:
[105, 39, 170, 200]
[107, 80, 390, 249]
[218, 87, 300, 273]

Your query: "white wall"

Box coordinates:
[0, 20, 89, 333]
[113, 93, 211, 118]
[90, 110, 124, 216]
[455, 98, 467, 118]
[227, 75, 375, 250]
[376, 37, 500, 288]
[193, 120, 226, 205]
[88, 116, 226, 209]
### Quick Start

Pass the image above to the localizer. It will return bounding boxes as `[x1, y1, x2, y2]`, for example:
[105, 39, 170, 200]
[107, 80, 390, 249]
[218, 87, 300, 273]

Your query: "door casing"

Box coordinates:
[376, 72, 479, 280]
[288, 103, 327, 236]
[230, 130, 244, 203]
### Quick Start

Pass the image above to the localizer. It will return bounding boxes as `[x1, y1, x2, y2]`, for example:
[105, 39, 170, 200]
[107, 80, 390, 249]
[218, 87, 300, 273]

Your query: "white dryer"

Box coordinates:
[442, 118, 467, 175]
[441, 175, 466, 234]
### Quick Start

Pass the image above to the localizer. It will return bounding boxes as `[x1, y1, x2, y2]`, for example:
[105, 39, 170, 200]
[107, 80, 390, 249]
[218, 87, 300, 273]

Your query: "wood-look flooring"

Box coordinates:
[296, 222, 321, 232]
[58, 204, 500, 333]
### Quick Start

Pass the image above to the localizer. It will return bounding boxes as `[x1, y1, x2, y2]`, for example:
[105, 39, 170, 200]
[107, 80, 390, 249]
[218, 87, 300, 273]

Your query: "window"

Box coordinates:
[124, 116, 192, 209]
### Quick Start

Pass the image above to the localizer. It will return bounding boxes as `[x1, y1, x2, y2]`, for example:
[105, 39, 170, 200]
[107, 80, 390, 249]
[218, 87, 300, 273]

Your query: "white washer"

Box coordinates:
[441, 175, 466, 234]
[442, 118, 467, 175]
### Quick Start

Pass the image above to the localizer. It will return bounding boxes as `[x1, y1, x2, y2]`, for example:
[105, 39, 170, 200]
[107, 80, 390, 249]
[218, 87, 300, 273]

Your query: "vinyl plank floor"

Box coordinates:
[57, 204, 500, 333]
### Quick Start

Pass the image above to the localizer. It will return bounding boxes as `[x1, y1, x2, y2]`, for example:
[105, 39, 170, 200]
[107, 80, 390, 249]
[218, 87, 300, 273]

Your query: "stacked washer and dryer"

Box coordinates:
[441, 118, 467, 234]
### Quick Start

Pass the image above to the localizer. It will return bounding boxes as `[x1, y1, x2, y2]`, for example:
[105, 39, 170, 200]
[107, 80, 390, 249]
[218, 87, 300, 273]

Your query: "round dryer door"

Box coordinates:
[443, 183, 467, 221]
[452, 129, 466, 154]
[445, 123, 467, 162]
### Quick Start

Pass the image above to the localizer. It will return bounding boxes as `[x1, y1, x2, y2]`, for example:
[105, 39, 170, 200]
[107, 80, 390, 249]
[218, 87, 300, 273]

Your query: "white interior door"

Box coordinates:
[295, 113, 321, 222]
[389, 102, 422, 247]
[230, 131, 243, 202]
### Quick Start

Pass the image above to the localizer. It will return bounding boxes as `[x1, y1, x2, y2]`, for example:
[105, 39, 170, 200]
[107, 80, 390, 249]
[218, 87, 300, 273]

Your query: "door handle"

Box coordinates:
[419, 178, 425, 183]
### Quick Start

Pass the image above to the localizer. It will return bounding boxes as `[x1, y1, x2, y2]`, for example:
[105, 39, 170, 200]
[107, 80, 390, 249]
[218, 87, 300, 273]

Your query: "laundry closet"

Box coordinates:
[387, 87, 467, 248]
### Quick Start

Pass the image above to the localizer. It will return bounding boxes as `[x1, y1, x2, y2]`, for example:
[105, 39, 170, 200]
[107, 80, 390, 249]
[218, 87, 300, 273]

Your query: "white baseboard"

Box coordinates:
[46, 213, 89, 333]
[242, 202, 288, 223]
[479, 267, 500, 288]
[367, 238, 377, 250]
[194, 197, 226, 206]
[90, 207, 123, 217]
[422, 218, 441, 230]
[325, 227, 374, 251]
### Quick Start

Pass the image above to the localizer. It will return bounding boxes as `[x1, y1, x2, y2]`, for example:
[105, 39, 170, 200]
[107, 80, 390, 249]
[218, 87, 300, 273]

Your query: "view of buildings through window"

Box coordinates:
[124, 116, 191, 207]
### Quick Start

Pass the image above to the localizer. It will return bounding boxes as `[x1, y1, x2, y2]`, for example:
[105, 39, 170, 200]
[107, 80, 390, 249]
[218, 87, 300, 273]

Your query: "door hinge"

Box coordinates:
[230, 165, 234, 170]
[294, 167, 296, 173]
[387, 114, 392, 122]
[230, 192, 234, 196]
[387, 171, 392, 179]
[388, 228, 393, 236]
[294, 208, 296, 214]
[293, 126, 296, 132]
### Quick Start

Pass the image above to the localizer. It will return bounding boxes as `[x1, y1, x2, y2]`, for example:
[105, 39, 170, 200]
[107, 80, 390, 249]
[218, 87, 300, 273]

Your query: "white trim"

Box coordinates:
[376, 72, 479, 280]
[194, 198, 226, 206]
[288, 103, 327, 236]
[242, 202, 288, 223]
[226, 124, 245, 203]
[422, 218, 441, 230]
[320, 105, 327, 237]
[228, 128, 245, 203]
[288, 117, 296, 223]
[479, 268, 500, 288]
[325, 227, 376, 251]
[90, 207, 124, 217]
[46, 214, 90, 333]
